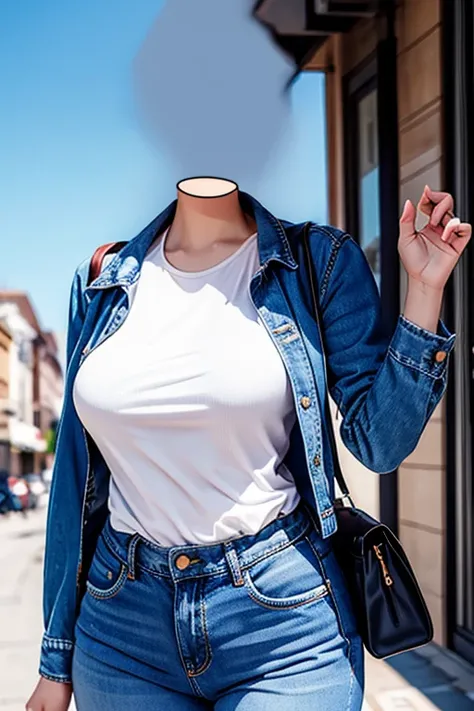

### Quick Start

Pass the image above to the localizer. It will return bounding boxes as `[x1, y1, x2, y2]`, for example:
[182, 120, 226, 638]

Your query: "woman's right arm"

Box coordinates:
[26, 262, 89, 711]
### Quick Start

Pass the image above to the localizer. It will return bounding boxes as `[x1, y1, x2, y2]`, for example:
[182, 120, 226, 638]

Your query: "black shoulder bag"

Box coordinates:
[302, 224, 434, 659]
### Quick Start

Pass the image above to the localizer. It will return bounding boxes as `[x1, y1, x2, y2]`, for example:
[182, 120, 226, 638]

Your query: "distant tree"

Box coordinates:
[45, 418, 59, 454]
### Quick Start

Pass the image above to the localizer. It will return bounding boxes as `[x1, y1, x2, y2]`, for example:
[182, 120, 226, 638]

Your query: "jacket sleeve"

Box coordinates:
[40, 261, 89, 683]
[66, 261, 88, 367]
[320, 233, 456, 473]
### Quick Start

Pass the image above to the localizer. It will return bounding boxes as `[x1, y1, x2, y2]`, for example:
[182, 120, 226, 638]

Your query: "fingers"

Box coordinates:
[424, 185, 455, 208]
[441, 217, 461, 243]
[399, 199, 417, 242]
[418, 185, 454, 225]
[430, 195, 454, 228]
[441, 220, 472, 253]
[417, 188, 433, 217]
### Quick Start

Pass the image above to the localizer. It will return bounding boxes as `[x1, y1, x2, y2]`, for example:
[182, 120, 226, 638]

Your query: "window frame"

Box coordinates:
[443, 0, 474, 665]
[343, 38, 400, 533]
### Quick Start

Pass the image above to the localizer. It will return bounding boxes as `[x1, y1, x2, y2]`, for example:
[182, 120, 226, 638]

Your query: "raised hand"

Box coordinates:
[398, 185, 472, 290]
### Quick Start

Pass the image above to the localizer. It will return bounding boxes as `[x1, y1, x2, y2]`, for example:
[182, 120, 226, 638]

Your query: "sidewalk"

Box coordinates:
[0, 509, 77, 711]
[365, 646, 474, 710]
[2, 508, 474, 710]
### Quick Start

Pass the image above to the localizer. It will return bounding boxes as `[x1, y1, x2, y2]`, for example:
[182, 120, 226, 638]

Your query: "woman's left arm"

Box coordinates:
[321, 186, 471, 474]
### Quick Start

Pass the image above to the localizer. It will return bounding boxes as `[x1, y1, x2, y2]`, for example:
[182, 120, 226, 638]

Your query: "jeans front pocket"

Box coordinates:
[243, 530, 331, 610]
[86, 532, 129, 601]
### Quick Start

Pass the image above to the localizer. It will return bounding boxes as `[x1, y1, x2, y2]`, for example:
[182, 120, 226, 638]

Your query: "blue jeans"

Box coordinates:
[72, 503, 364, 710]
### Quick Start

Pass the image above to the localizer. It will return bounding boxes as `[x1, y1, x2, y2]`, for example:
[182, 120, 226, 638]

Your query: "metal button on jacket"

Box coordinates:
[434, 351, 447, 363]
[300, 396, 311, 409]
[313, 455, 321, 467]
[175, 555, 191, 571]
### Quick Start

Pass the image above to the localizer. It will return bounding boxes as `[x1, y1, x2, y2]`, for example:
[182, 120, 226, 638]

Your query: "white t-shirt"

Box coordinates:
[73, 230, 300, 545]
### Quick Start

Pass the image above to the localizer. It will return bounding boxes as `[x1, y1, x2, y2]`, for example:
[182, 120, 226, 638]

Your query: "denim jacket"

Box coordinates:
[40, 192, 455, 682]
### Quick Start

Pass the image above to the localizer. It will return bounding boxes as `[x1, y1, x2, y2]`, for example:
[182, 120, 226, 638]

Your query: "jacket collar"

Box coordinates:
[87, 191, 298, 291]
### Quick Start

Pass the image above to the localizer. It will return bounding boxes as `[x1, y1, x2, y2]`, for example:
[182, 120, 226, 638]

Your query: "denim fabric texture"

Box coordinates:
[40, 192, 455, 682]
[72, 504, 364, 710]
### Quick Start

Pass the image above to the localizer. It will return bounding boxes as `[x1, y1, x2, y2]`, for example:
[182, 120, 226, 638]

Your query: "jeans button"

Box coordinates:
[175, 554, 191, 570]
[300, 396, 311, 409]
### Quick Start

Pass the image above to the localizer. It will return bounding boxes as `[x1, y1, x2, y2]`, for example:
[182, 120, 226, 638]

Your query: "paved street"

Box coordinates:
[1, 507, 473, 711]
[0, 507, 76, 711]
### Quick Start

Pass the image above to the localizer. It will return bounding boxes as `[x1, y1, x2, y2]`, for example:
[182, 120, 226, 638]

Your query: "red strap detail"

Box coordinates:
[87, 242, 127, 285]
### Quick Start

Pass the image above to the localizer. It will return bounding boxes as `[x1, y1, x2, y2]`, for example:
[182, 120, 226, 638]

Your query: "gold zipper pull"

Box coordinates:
[373, 544, 394, 587]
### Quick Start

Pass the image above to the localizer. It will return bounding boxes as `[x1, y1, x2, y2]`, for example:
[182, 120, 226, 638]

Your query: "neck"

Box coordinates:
[167, 177, 256, 251]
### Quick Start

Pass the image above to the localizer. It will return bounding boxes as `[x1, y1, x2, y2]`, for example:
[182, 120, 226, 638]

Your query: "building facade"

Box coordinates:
[0, 294, 64, 474]
[35, 330, 63, 470]
[0, 321, 13, 471]
[0, 301, 44, 476]
[256, 0, 474, 664]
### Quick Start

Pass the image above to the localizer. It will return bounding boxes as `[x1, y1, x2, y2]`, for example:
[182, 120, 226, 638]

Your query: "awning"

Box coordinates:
[9, 418, 47, 453]
[254, 0, 383, 68]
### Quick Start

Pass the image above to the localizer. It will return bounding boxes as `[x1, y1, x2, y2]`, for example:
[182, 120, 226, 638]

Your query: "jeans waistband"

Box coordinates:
[101, 501, 331, 584]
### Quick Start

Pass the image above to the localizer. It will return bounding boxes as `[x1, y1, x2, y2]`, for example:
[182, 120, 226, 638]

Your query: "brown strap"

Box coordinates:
[87, 242, 127, 285]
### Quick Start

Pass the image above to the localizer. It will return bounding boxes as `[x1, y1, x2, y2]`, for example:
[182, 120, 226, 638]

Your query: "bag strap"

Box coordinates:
[87, 241, 127, 286]
[302, 222, 353, 502]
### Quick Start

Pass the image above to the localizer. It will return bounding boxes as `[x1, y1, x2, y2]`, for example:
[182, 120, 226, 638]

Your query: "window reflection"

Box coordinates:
[357, 90, 381, 290]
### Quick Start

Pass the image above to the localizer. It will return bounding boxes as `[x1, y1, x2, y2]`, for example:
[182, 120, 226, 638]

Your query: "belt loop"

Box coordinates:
[127, 533, 141, 581]
[223, 542, 245, 587]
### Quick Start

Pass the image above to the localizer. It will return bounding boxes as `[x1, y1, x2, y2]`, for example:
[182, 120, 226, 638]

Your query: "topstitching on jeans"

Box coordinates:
[102, 516, 318, 581]
[134, 526, 313, 581]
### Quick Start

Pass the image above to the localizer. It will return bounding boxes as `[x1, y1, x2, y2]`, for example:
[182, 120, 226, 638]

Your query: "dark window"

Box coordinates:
[443, 0, 474, 665]
[343, 39, 400, 533]
[357, 88, 381, 289]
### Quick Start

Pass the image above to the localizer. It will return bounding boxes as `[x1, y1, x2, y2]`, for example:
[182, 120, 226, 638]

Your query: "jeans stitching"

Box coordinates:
[239, 526, 311, 571]
[107, 521, 314, 582]
[243, 569, 329, 610]
[173, 591, 203, 695]
[86, 564, 128, 600]
[187, 594, 213, 677]
[224, 545, 245, 586]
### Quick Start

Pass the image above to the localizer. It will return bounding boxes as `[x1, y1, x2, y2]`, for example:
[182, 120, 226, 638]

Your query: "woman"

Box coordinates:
[27, 179, 471, 711]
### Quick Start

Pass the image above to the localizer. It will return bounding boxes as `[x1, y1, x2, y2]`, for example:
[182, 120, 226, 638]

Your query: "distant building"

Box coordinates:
[0, 300, 42, 475]
[0, 292, 63, 474]
[0, 320, 13, 471]
[36, 330, 63, 468]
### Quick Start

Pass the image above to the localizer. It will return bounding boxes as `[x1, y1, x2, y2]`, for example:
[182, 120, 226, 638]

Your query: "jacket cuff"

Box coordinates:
[39, 634, 74, 684]
[388, 315, 456, 379]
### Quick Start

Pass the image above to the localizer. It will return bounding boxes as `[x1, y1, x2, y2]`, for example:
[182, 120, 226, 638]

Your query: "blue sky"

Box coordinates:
[0, 1, 327, 338]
